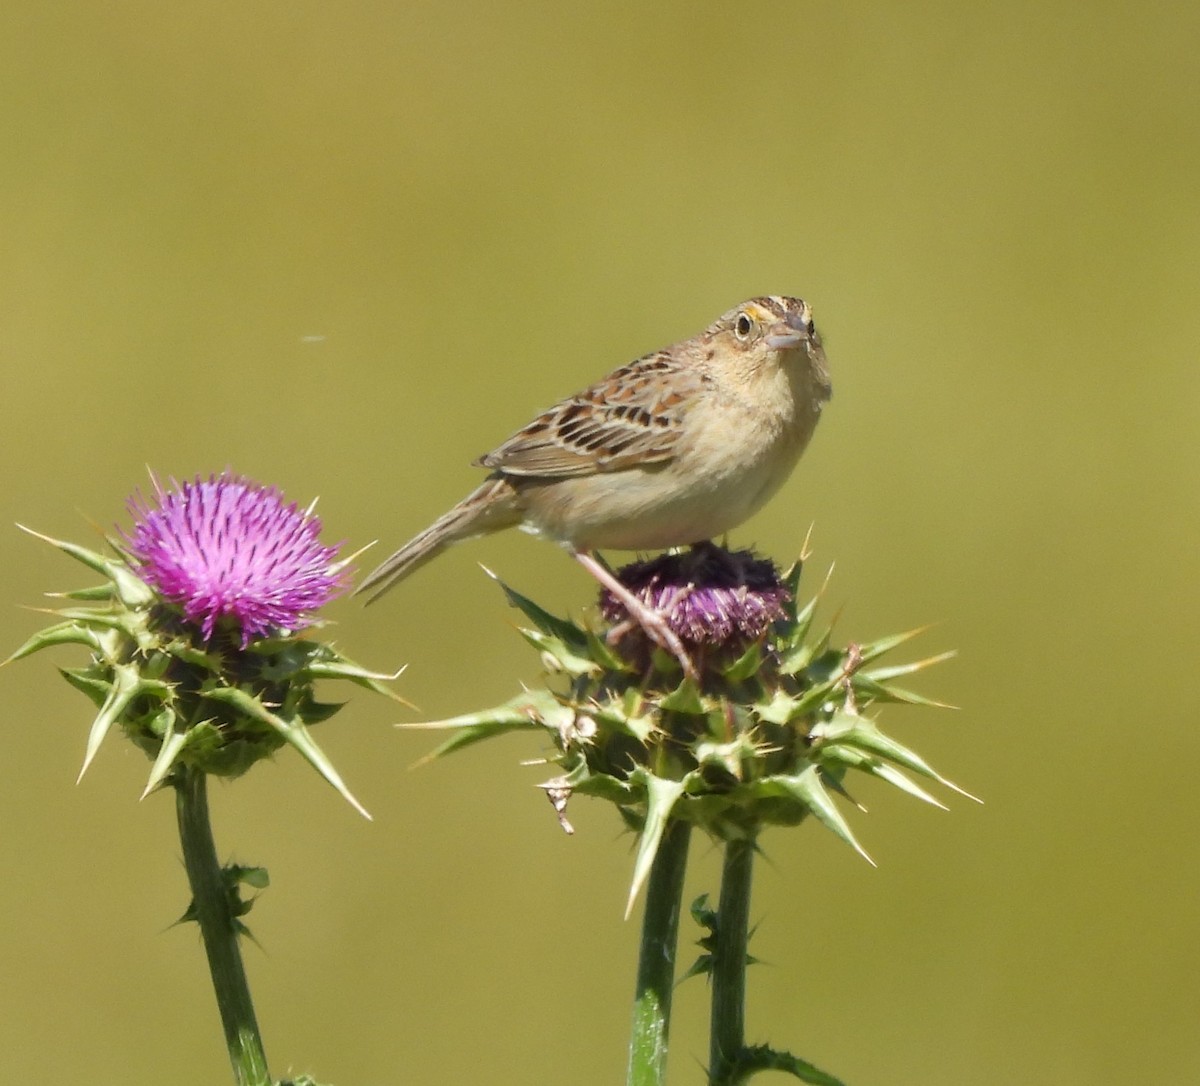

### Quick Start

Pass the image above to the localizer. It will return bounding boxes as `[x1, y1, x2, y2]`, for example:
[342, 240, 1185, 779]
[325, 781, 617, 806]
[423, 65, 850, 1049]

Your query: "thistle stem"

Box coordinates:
[174, 765, 270, 1086]
[626, 819, 692, 1086]
[709, 834, 755, 1085]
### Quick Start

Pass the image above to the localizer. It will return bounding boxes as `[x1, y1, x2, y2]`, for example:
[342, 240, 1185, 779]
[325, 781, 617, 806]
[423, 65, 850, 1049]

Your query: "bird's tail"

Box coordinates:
[356, 476, 521, 603]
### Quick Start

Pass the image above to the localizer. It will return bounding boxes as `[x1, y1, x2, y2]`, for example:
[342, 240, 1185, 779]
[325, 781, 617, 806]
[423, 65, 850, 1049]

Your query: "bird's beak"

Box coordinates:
[765, 304, 815, 351]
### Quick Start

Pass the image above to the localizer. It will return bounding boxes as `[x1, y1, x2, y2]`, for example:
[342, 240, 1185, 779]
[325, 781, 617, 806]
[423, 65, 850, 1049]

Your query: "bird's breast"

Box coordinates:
[514, 374, 820, 551]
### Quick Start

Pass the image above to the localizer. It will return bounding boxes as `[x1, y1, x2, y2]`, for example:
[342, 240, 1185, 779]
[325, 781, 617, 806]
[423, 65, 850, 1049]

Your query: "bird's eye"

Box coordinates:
[734, 314, 754, 339]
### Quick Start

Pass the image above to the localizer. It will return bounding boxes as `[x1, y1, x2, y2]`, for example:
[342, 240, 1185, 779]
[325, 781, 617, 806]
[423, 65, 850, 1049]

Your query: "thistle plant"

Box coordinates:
[409, 541, 973, 1086]
[9, 473, 401, 1086]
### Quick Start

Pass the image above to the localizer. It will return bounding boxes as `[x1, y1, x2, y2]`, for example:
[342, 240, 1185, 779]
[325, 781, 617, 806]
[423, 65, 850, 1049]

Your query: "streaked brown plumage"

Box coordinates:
[358, 296, 831, 675]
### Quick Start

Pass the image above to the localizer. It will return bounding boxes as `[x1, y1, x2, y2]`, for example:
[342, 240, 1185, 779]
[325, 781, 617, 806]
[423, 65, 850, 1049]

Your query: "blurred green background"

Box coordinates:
[2, 2, 1198, 1083]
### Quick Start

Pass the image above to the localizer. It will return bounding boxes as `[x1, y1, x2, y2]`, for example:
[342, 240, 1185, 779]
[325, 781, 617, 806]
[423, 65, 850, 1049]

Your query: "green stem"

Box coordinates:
[709, 834, 755, 1085]
[175, 765, 271, 1086]
[626, 819, 692, 1086]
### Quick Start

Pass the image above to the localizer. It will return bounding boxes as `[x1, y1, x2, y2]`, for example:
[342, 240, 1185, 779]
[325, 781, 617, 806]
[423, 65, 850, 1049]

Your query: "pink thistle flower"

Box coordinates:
[125, 473, 347, 646]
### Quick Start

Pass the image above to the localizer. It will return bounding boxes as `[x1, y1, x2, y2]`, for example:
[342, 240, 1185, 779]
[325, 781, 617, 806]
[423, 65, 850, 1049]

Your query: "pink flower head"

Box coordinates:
[126, 473, 347, 646]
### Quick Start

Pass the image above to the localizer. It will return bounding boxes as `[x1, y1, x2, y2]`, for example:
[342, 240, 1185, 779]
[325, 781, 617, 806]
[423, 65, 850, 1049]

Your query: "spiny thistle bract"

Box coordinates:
[9, 472, 402, 815]
[412, 542, 975, 913]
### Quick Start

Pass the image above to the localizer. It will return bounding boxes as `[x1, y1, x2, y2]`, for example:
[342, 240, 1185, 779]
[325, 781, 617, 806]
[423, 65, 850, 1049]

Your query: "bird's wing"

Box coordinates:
[475, 351, 706, 478]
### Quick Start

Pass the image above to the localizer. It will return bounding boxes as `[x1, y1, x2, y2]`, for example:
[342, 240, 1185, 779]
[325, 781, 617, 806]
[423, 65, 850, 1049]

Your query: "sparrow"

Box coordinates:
[358, 296, 831, 676]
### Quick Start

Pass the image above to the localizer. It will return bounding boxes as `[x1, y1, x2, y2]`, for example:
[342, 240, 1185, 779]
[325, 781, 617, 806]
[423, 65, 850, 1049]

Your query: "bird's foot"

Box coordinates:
[572, 550, 697, 681]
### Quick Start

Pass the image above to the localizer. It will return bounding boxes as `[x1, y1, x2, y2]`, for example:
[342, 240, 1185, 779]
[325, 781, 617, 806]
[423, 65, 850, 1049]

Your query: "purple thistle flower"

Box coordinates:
[600, 542, 791, 651]
[125, 473, 348, 646]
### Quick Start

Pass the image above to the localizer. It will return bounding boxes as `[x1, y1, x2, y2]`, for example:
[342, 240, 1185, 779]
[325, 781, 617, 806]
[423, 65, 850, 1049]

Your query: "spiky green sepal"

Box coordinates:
[13, 531, 400, 814]
[411, 546, 972, 904]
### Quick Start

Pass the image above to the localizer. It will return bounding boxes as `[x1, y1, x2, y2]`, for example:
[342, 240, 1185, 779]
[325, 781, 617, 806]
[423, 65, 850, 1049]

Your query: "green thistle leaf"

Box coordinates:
[862, 648, 956, 682]
[78, 663, 143, 782]
[57, 667, 111, 709]
[657, 676, 707, 715]
[300, 655, 410, 702]
[141, 713, 189, 798]
[625, 770, 686, 918]
[727, 1043, 848, 1086]
[589, 693, 659, 745]
[5, 621, 103, 663]
[564, 767, 638, 806]
[583, 627, 631, 672]
[813, 712, 979, 803]
[491, 571, 589, 646]
[855, 626, 929, 665]
[752, 767, 875, 865]
[202, 684, 371, 819]
[720, 638, 765, 682]
[518, 626, 601, 678]
[49, 583, 117, 602]
[851, 670, 956, 708]
[818, 744, 949, 810]
[17, 525, 155, 608]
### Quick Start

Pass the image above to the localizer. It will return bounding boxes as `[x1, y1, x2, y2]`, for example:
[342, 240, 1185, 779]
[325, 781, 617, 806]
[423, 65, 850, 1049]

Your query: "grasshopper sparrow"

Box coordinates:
[358, 296, 831, 676]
